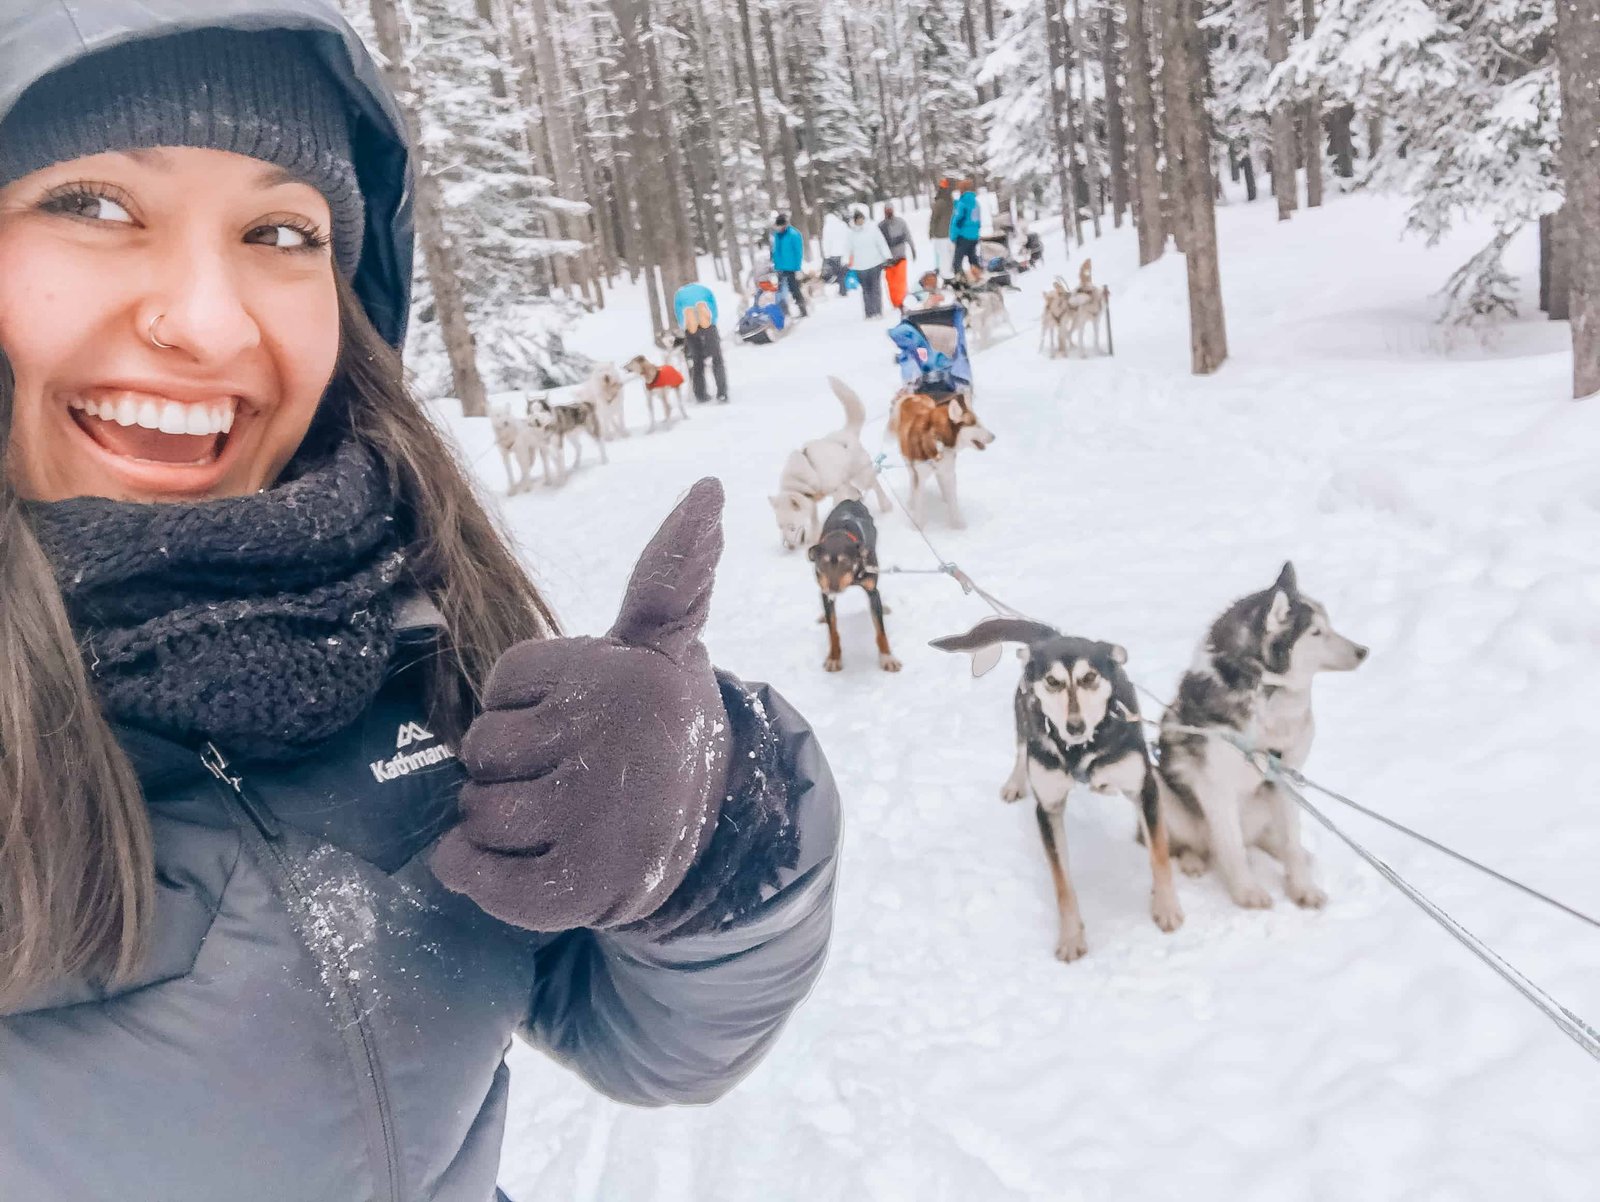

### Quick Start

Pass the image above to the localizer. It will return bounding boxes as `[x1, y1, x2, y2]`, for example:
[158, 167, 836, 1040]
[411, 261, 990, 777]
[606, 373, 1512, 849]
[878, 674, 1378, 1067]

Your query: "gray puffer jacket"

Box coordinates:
[0, 613, 841, 1201]
[0, 4, 841, 1200]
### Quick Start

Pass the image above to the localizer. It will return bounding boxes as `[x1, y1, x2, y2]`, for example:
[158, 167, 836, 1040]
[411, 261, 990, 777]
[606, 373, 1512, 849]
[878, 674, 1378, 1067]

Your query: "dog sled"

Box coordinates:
[889, 304, 973, 399]
[737, 280, 791, 346]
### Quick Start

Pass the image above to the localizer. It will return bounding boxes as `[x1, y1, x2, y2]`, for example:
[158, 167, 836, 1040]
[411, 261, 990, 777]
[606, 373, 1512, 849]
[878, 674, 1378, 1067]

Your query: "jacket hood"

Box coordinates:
[0, 0, 414, 347]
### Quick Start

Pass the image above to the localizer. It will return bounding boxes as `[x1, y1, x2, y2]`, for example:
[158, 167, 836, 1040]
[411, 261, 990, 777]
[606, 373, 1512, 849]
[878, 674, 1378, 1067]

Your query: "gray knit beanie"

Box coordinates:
[0, 28, 364, 276]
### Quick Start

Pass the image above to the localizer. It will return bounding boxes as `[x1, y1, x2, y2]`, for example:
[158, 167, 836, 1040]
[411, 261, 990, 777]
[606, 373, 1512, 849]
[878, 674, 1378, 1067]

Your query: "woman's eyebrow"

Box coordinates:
[123, 148, 172, 170]
[253, 164, 306, 190]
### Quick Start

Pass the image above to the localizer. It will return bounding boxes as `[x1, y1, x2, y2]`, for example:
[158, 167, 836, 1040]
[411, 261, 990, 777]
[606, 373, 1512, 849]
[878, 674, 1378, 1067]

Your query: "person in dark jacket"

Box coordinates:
[0, 5, 839, 1200]
[878, 204, 917, 312]
[929, 178, 955, 277]
[770, 213, 808, 318]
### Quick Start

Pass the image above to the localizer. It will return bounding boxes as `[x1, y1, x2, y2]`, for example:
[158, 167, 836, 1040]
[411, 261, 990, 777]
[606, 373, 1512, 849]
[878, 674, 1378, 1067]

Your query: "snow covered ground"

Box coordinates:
[440, 191, 1600, 1200]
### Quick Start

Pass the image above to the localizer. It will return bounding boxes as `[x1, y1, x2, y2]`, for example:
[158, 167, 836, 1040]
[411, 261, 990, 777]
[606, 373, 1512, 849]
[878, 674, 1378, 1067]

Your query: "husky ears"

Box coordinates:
[1266, 562, 1298, 630]
[1099, 641, 1129, 666]
[930, 617, 1061, 678]
[947, 396, 969, 421]
[806, 543, 821, 562]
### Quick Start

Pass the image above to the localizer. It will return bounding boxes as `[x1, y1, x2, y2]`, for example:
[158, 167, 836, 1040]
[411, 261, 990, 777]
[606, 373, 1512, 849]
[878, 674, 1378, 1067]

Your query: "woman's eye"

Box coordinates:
[246, 223, 317, 250]
[42, 190, 134, 224]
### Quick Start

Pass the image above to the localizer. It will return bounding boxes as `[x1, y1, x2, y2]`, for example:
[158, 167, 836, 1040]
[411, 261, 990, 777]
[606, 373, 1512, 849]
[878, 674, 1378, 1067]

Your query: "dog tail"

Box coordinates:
[827, 376, 867, 435]
[930, 617, 1062, 677]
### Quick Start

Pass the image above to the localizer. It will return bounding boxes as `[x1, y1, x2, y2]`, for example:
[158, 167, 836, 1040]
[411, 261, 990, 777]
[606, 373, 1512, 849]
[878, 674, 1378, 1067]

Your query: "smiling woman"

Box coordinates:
[0, 146, 343, 501]
[0, 5, 839, 1201]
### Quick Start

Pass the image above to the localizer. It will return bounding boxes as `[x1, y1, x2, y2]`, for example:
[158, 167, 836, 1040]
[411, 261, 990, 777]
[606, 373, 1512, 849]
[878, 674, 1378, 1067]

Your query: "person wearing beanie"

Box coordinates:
[770, 212, 808, 317]
[0, 5, 841, 1201]
[846, 206, 894, 320]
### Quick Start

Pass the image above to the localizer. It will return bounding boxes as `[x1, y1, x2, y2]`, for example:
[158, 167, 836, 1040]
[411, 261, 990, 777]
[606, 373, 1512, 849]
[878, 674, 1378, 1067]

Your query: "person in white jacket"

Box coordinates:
[821, 210, 851, 297]
[846, 207, 894, 319]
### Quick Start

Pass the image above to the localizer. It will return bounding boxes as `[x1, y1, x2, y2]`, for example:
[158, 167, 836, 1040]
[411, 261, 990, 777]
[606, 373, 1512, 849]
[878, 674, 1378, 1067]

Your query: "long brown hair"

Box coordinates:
[0, 275, 557, 1008]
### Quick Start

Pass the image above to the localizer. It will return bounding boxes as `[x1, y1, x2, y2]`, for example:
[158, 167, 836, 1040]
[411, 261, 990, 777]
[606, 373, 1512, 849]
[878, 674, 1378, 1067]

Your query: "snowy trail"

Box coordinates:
[449, 193, 1600, 1200]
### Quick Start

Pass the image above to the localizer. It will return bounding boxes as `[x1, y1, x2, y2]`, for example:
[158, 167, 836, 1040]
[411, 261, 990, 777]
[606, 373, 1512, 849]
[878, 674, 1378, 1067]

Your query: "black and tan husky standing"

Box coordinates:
[933, 618, 1184, 962]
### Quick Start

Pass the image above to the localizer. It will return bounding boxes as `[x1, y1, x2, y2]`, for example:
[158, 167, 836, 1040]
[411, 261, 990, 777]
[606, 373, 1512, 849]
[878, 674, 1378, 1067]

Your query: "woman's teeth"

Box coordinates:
[68, 393, 236, 437]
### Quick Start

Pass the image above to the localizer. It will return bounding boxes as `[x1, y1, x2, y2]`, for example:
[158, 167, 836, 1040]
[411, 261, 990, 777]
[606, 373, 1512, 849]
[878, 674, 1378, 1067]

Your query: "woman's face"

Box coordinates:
[0, 147, 340, 503]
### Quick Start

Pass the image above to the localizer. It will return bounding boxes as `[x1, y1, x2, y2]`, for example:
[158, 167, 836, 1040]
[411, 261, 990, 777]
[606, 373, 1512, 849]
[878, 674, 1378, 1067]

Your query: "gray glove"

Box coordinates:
[430, 478, 732, 931]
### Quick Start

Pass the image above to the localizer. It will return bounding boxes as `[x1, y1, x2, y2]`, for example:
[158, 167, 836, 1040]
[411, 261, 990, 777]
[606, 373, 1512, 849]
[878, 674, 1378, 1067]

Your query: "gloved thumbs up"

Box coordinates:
[430, 479, 733, 932]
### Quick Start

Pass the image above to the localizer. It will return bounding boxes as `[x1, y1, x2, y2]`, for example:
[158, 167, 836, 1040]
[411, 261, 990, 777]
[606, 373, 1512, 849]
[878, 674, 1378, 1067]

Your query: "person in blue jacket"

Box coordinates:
[671, 281, 729, 404]
[770, 212, 809, 318]
[951, 179, 984, 278]
[0, 4, 838, 1199]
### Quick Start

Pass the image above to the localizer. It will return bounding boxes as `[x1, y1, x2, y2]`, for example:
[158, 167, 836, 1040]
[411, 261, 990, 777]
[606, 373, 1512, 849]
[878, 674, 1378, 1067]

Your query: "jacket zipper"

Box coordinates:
[202, 741, 402, 1202]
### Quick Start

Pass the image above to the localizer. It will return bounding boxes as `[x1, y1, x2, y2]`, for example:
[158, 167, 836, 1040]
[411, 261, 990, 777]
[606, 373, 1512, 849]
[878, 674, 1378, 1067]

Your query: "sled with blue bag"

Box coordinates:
[888, 304, 973, 398]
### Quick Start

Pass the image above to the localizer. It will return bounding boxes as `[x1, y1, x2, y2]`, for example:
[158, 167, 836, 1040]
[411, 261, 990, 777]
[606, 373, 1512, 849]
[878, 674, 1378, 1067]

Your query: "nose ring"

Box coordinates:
[149, 315, 175, 350]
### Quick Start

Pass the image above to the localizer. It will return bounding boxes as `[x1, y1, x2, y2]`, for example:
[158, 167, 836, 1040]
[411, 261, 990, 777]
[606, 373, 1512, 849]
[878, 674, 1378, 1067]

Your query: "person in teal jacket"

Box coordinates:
[770, 213, 808, 317]
[672, 281, 719, 328]
[671, 282, 729, 404]
[951, 181, 983, 278]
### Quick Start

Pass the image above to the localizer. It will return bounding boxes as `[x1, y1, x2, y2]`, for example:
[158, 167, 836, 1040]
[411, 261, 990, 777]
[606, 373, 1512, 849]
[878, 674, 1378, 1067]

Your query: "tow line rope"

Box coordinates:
[867, 456, 1600, 1059]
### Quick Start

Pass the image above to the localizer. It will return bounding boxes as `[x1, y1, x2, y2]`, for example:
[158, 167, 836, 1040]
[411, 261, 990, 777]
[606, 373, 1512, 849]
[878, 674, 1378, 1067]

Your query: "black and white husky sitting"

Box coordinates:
[1157, 563, 1368, 911]
[933, 618, 1184, 962]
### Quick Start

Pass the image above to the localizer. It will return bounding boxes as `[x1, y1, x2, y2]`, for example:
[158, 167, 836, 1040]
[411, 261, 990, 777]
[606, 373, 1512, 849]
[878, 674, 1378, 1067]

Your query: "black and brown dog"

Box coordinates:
[809, 499, 900, 673]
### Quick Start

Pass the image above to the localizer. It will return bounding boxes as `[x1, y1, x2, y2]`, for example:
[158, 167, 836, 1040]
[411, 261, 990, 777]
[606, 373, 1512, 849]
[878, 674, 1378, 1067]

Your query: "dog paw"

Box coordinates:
[1229, 880, 1275, 910]
[1000, 779, 1027, 803]
[1288, 879, 1328, 909]
[1152, 893, 1185, 933]
[824, 657, 843, 673]
[1054, 928, 1088, 963]
[879, 654, 902, 673]
[1176, 850, 1209, 878]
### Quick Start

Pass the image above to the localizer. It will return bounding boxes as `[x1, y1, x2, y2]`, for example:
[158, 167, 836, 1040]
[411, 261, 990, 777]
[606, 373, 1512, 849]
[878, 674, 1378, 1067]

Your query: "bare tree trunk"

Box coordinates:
[1162, 0, 1226, 373]
[1068, 0, 1104, 238]
[367, 0, 488, 414]
[1545, 208, 1572, 320]
[761, 7, 809, 231]
[1104, 1, 1131, 228]
[1241, 149, 1257, 201]
[511, 0, 603, 303]
[1556, 0, 1600, 397]
[1124, 0, 1166, 263]
[1266, 0, 1298, 220]
[1300, 0, 1323, 208]
[736, 0, 781, 213]
[690, 0, 744, 285]
[1328, 102, 1355, 178]
[874, 47, 901, 206]
[639, 12, 698, 289]
[896, 0, 936, 199]
[610, 0, 678, 332]
[1043, 0, 1080, 246]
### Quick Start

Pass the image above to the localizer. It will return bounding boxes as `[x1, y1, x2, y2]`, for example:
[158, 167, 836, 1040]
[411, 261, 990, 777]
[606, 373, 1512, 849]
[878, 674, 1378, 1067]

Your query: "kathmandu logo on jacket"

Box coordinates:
[370, 721, 457, 783]
[395, 721, 434, 749]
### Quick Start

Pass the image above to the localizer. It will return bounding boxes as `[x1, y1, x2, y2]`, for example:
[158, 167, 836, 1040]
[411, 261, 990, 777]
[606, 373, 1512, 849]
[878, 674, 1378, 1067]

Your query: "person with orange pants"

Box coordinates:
[878, 203, 917, 312]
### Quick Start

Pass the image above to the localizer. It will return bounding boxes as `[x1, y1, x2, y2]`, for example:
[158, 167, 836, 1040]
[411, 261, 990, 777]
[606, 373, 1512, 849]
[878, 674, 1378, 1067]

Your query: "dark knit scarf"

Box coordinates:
[26, 436, 407, 762]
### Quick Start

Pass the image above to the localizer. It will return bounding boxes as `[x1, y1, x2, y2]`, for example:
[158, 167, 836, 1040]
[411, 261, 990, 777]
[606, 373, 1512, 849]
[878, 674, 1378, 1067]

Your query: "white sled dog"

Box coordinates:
[1157, 563, 1368, 910]
[770, 377, 893, 551]
[565, 363, 628, 441]
[489, 398, 555, 495]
